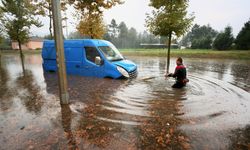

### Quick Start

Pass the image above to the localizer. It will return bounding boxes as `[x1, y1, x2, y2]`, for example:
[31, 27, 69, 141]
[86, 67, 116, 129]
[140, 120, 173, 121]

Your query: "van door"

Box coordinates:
[82, 47, 105, 77]
[65, 47, 83, 75]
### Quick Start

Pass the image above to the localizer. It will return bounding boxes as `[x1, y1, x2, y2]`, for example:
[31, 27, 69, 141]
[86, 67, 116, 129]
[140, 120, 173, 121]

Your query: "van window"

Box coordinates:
[99, 45, 124, 61]
[85, 47, 101, 63]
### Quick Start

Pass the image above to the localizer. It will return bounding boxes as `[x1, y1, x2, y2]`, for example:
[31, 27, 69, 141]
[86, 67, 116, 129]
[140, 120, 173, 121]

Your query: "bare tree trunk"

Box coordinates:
[166, 31, 172, 73]
[0, 50, 1, 67]
[49, 7, 53, 39]
[18, 40, 25, 76]
[90, 26, 93, 39]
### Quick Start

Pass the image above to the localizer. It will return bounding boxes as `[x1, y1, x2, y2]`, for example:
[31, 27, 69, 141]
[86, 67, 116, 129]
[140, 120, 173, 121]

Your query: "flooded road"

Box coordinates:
[0, 54, 250, 149]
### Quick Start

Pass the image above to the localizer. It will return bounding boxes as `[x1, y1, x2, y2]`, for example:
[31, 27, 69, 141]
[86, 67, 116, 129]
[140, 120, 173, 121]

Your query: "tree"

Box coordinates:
[118, 21, 128, 48]
[235, 19, 250, 50]
[179, 32, 191, 48]
[189, 24, 218, 49]
[104, 21, 163, 48]
[68, 0, 123, 39]
[108, 19, 119, 38]
[104, 20, 141, 48]
[127, 27, 138, 48]
[106, 19, 119, 46]
[0, 0, 42, 74]
[146, 0, 194, 72]
[160, 36, 168, 44]
[68, 31, 87, 39]
[68, 0, 123, 15]
[191, 37, 212, 49]
[103, 32, 112, 42]
[139, 31, 159, 44]
[77, 13, 106, 39]
[36, 0, 67, 39]
[213, 26, 234, 50]
[0, 37, 11, 50]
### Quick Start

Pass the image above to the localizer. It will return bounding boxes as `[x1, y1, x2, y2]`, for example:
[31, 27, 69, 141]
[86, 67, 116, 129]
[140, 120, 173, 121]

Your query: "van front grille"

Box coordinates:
[129, 68, 138, 78]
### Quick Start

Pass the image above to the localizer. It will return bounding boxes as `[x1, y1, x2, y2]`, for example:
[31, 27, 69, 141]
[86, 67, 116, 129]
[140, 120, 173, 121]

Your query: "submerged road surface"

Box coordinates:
[0, 54, 250, 149]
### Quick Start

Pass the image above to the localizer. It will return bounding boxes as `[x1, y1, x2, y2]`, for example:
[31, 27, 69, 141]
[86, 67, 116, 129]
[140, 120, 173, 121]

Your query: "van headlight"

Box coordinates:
[117, 66, 129, 78]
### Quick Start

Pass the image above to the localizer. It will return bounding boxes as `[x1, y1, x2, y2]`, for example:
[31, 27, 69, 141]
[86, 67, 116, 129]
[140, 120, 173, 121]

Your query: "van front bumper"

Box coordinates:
[129, 68, 138, 78]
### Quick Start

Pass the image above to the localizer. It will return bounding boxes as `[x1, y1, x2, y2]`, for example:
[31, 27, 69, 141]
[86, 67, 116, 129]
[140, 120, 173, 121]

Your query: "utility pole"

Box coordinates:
[51, 0, 69, 104]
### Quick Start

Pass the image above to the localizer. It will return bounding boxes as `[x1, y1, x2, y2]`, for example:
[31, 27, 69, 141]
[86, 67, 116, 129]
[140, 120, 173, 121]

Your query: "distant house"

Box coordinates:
[12, 37, 43, 50]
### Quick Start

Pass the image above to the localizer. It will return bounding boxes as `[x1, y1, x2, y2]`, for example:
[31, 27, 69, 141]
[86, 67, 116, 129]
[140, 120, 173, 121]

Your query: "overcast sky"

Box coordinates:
[31, 0, 250, 37]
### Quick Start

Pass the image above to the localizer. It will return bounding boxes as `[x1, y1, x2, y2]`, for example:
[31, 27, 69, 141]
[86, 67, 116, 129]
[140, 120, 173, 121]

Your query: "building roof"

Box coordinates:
[28, 37, 44, 42]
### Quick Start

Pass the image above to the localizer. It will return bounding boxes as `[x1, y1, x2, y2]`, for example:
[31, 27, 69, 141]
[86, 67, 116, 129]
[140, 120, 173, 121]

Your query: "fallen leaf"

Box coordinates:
[181, 142, 191, 149]
[169, 128, 174, 135]
[86, 125, 94, 130]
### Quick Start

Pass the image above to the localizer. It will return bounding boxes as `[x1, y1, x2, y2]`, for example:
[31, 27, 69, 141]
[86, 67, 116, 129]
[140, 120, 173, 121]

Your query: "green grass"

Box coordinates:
[120, 49, 250, 60]
[1, 49, 250, 60]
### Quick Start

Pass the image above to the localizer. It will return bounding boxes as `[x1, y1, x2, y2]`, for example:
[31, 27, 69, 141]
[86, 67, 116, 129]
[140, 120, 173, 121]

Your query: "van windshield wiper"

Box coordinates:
[111, 58, 123, 61]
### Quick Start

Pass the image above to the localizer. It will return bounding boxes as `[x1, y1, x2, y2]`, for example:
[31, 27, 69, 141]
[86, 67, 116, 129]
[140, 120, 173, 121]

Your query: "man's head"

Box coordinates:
[176, 57, 183, 65]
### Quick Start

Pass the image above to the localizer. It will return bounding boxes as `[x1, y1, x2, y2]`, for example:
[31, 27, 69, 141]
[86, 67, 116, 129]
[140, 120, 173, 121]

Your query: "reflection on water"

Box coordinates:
[0, 54, 250, 149]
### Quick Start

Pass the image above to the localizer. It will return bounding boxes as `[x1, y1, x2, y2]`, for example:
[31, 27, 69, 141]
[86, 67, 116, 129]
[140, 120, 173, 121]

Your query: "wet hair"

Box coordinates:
[177, 57, 183, 64]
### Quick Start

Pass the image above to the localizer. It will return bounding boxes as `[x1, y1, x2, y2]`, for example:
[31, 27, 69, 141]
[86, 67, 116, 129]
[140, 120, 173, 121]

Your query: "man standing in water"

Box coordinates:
[166, 57, 189, 88]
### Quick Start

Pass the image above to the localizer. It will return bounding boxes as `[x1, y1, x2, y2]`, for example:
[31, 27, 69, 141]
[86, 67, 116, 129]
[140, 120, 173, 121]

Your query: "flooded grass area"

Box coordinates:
[0, 54, 250, 149]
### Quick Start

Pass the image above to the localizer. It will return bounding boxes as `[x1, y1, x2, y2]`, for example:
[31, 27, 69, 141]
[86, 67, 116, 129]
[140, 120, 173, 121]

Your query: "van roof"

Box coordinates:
[43, 39, 112, 48]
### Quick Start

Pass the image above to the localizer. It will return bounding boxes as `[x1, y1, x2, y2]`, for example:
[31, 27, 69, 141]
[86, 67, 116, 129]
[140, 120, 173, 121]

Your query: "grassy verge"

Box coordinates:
[120, 49, 250, 60]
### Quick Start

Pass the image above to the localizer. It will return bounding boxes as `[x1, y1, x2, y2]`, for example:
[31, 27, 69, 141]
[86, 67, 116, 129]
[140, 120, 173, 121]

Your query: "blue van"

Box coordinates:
[42, 39, 137, 79]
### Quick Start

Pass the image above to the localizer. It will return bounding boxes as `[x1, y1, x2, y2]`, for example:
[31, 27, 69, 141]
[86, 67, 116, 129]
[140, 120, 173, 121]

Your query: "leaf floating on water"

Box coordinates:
[86, 125, 94, 130]
[156, 136, 164, 144]
[28, 145, 34, 150]
[100, 126, 108, 131]
[179, 135, 185, 140]
[169, 128, 174, 135]
[181, 142, 191, 150]
[188, 120, 196, 125]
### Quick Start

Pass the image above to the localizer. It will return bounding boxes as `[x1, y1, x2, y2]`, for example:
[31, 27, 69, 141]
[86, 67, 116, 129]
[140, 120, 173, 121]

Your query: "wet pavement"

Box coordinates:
[0, 54, 250, 150]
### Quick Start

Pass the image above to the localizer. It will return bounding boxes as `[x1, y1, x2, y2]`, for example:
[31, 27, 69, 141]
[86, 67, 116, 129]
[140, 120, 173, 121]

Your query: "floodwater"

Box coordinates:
[0, 54, 250, 150]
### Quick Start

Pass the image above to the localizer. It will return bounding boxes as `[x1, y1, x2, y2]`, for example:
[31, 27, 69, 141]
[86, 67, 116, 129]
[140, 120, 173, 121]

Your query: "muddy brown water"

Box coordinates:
[0, 54, 250, 150]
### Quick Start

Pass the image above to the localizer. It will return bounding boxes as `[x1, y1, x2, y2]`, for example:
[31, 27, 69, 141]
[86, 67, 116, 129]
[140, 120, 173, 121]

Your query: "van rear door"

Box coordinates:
[81, 47, 105, 77]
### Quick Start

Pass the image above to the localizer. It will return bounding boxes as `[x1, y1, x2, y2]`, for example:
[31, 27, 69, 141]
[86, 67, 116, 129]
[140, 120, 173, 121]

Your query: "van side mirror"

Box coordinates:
[95, 56, 103, 65]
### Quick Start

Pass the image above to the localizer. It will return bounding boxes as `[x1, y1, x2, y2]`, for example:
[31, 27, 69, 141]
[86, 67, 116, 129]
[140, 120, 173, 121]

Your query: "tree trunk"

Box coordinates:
[0, 50, 1, 67]
[90, 26, 93, 39]
[18, 40, 25, 76]
[166, 31, 172, 73]
[49, 7, 53, 39]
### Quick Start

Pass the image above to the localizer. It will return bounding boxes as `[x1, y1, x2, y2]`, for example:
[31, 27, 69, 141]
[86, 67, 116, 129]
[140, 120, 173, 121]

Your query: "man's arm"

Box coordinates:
[171, 68, 179, 77]
[165, 68, 178, 77]
[167, 73, 173, 77]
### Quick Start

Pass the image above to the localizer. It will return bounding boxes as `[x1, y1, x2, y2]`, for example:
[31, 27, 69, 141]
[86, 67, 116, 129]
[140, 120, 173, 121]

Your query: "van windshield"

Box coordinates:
[98, 45, 124, 61]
